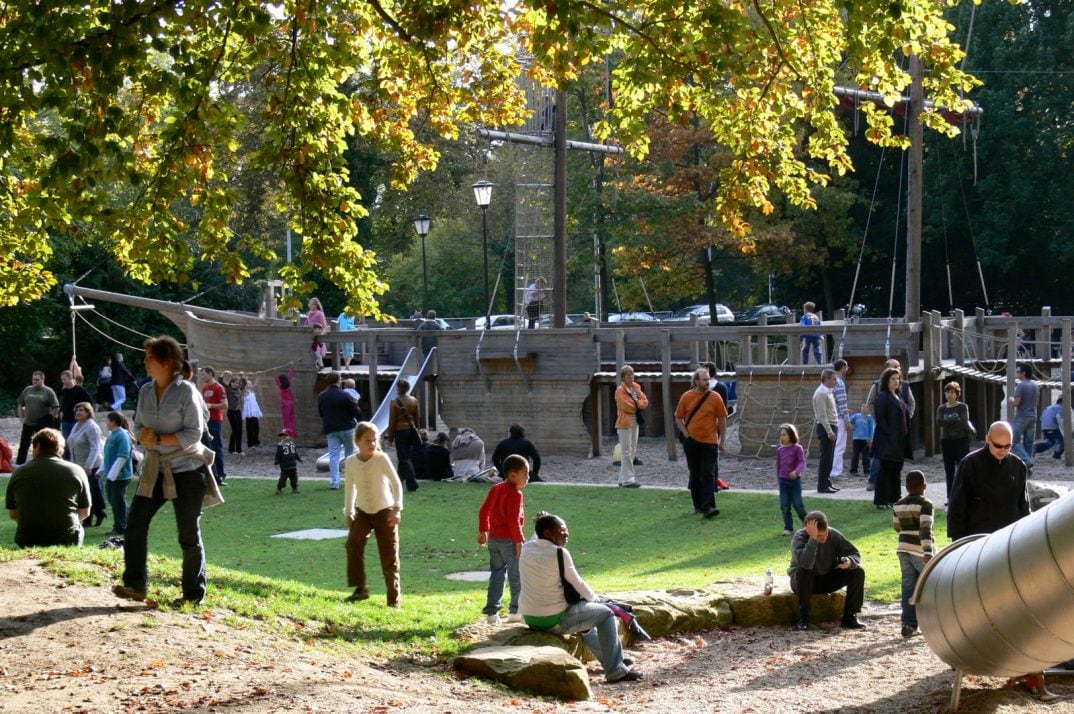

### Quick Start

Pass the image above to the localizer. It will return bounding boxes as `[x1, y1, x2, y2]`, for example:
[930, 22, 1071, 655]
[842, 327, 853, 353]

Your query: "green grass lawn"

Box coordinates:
[0, 477, 946, 657]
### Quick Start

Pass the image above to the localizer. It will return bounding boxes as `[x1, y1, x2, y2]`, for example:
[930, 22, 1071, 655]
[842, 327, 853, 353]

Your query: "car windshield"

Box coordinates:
[672, 306, 705, 318]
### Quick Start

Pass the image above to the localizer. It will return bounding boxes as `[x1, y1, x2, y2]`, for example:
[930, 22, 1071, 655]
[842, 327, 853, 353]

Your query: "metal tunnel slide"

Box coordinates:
[316, 346, 435, 470]
[915, 491, 1074, 679]
[367, 346, 435, 434]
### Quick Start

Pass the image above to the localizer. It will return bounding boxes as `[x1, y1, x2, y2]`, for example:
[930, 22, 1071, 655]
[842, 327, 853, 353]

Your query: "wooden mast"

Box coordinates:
[906, 57, 925, 324]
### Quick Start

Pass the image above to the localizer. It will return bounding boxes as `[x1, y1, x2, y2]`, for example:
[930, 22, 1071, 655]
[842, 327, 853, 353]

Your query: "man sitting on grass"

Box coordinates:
[5, 428, 90, 548]
[788, 510, 866, 632]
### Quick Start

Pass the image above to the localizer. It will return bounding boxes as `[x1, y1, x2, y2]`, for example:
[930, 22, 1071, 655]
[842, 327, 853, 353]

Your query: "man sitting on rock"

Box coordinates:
[788, 510, 866, 631]
[5, 428, 91, 548]
[518, 513, 642, 683]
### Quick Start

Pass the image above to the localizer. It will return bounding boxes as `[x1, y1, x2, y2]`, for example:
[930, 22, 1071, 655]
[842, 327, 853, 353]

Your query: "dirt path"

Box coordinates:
[2, 559, 1070, 713]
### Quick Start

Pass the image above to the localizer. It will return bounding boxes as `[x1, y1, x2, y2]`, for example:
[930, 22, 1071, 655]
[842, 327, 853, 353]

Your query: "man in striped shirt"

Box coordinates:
[892, 470, 934, 638]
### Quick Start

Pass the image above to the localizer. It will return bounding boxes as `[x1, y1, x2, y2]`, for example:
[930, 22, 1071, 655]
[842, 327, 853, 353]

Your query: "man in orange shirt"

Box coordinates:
[675, 368, 728, 518]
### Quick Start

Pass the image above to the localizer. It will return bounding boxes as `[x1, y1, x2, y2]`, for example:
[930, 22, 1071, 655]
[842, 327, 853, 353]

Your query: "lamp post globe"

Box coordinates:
[472, 180, 494, 328]
[413, 215, 431, 313]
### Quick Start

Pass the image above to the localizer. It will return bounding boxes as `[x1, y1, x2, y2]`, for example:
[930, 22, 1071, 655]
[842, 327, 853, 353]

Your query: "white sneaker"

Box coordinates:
[486, 614, 503, 625]
[507, 613, 523, 623]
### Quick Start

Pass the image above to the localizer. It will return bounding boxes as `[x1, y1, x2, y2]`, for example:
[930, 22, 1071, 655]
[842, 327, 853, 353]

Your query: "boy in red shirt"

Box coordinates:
[200, 366, 228, 484]
[478, 454, 530, 624]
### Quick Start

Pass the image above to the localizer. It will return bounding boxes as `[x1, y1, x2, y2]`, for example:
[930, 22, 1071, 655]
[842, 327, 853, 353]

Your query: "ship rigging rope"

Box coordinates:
[73, 304, 295, 378]
[72, 309, 149, 353]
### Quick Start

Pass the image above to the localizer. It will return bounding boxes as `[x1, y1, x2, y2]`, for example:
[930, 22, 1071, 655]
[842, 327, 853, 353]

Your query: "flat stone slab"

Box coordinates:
[445, 571, 491, 582]
[269, 528, 349, 540]
[452, 645, 591, 701]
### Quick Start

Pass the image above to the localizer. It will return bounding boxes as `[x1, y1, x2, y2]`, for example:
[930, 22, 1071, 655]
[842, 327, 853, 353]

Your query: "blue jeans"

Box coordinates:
[207, 420, 227, 481]
[801, 336, 822, 364]
[898, 551, 924, 627]
[550, 601, 629, 680]
[483, 538, 521, 615]
[327, 429, 356, 488]
[778, 479, 806, 531]
[1011, 415, 1037, 466]
[122, 468, 208, 601]
[1035, 429, 1064, 458]
[868, 452, 881, 484]
[105, 478, 131, 532]
[111, 384, 127, 411]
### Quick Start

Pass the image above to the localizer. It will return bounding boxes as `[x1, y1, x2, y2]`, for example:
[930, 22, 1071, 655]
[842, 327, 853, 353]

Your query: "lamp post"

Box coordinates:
[472, 180, 494, 328]
[413, 214, 431, 313]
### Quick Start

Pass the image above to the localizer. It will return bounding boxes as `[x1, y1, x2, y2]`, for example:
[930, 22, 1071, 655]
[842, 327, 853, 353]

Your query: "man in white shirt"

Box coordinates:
[831, 360, 851, 477]
[813, 369, 839, 494]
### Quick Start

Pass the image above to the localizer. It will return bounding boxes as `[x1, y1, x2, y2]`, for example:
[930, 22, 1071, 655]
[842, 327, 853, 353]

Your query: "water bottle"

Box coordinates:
[764, 568, 774, 596]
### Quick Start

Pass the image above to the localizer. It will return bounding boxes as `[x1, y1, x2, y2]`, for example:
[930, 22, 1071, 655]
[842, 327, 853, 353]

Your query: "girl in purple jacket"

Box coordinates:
[776, 424, 808, 535]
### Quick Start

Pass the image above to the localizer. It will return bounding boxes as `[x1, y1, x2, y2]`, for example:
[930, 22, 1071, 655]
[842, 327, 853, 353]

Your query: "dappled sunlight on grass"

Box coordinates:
[0, 476, 914, 655]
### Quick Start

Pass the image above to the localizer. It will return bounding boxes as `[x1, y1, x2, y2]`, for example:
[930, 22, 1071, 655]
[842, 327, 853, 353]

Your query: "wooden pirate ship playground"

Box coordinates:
[62, 284, 1074, 470]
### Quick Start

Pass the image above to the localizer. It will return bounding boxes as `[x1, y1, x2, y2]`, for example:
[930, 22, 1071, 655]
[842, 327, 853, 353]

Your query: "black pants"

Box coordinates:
[85, 467, 106, 520]
[245, 417, 261, 448]
[815, 423, 836, 491]
[122, 469, 208, 601]
[850, 439, 871, 474]
[874, 458, 904, 507]
[792, 566, 865, 622]
[940, 437, 970, 497]
[684, 438, 718, 514]
[394, 428, 420, 491]
[277, 467, 298, 491]
[227, 409, 243, 453]
[16, 417, 52, 465]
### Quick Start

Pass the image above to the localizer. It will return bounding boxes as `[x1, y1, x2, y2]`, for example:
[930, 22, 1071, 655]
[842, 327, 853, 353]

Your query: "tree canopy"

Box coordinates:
[1, 0, 980, 311]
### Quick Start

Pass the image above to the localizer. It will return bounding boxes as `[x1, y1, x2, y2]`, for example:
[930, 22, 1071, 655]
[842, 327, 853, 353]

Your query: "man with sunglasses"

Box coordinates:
[947, 421, 1030, 540]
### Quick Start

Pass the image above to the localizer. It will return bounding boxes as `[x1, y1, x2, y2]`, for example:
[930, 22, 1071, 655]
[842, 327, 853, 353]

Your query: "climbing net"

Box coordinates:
[511, 73, 555, 326]
[733, 369, 826, 471]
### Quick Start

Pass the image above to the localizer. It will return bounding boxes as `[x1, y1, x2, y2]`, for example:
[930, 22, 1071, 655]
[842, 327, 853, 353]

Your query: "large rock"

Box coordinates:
[451, 645, 591, 700]
[497, 627, 591, 661]
[606, 587, 733, 638]
[702, 576, 846, 627]
[1028, 481, 1063, 511]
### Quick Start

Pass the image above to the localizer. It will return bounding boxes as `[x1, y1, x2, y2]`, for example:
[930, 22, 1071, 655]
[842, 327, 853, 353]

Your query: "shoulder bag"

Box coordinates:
[677, 390, 712, 444]
[628, 387, 646, 427]
[557, 547, 584, 605]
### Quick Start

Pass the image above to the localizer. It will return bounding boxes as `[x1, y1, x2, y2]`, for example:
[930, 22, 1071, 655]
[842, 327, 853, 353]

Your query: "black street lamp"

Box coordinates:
[413, 214, 431, 313]
[472, 180, 494, 328]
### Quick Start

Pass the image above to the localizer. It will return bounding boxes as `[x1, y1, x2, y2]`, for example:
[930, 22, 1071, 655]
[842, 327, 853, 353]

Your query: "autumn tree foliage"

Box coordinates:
[0, 0, 979, 309]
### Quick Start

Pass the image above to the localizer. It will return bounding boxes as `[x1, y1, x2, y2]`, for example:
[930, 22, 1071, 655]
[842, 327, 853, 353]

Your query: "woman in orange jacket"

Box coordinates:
[614, 365, 648, 488]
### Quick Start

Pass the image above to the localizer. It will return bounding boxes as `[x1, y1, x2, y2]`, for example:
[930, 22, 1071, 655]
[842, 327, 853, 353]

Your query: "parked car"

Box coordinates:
[474, 314, 519, 330]
[735, 304, 791, 325]
[667, 303, 735, 325]
[537, 313, 574, 327]
[607, 311, 657, 323]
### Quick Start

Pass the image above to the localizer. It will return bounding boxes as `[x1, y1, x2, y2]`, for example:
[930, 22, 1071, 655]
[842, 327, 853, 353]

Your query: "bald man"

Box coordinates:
[947, 421, 1030, 540]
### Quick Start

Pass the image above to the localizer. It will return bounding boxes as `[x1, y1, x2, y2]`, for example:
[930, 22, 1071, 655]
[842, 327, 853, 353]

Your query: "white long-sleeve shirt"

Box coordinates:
[519, 538, 597, 618]
[342, 451, 403, 518]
